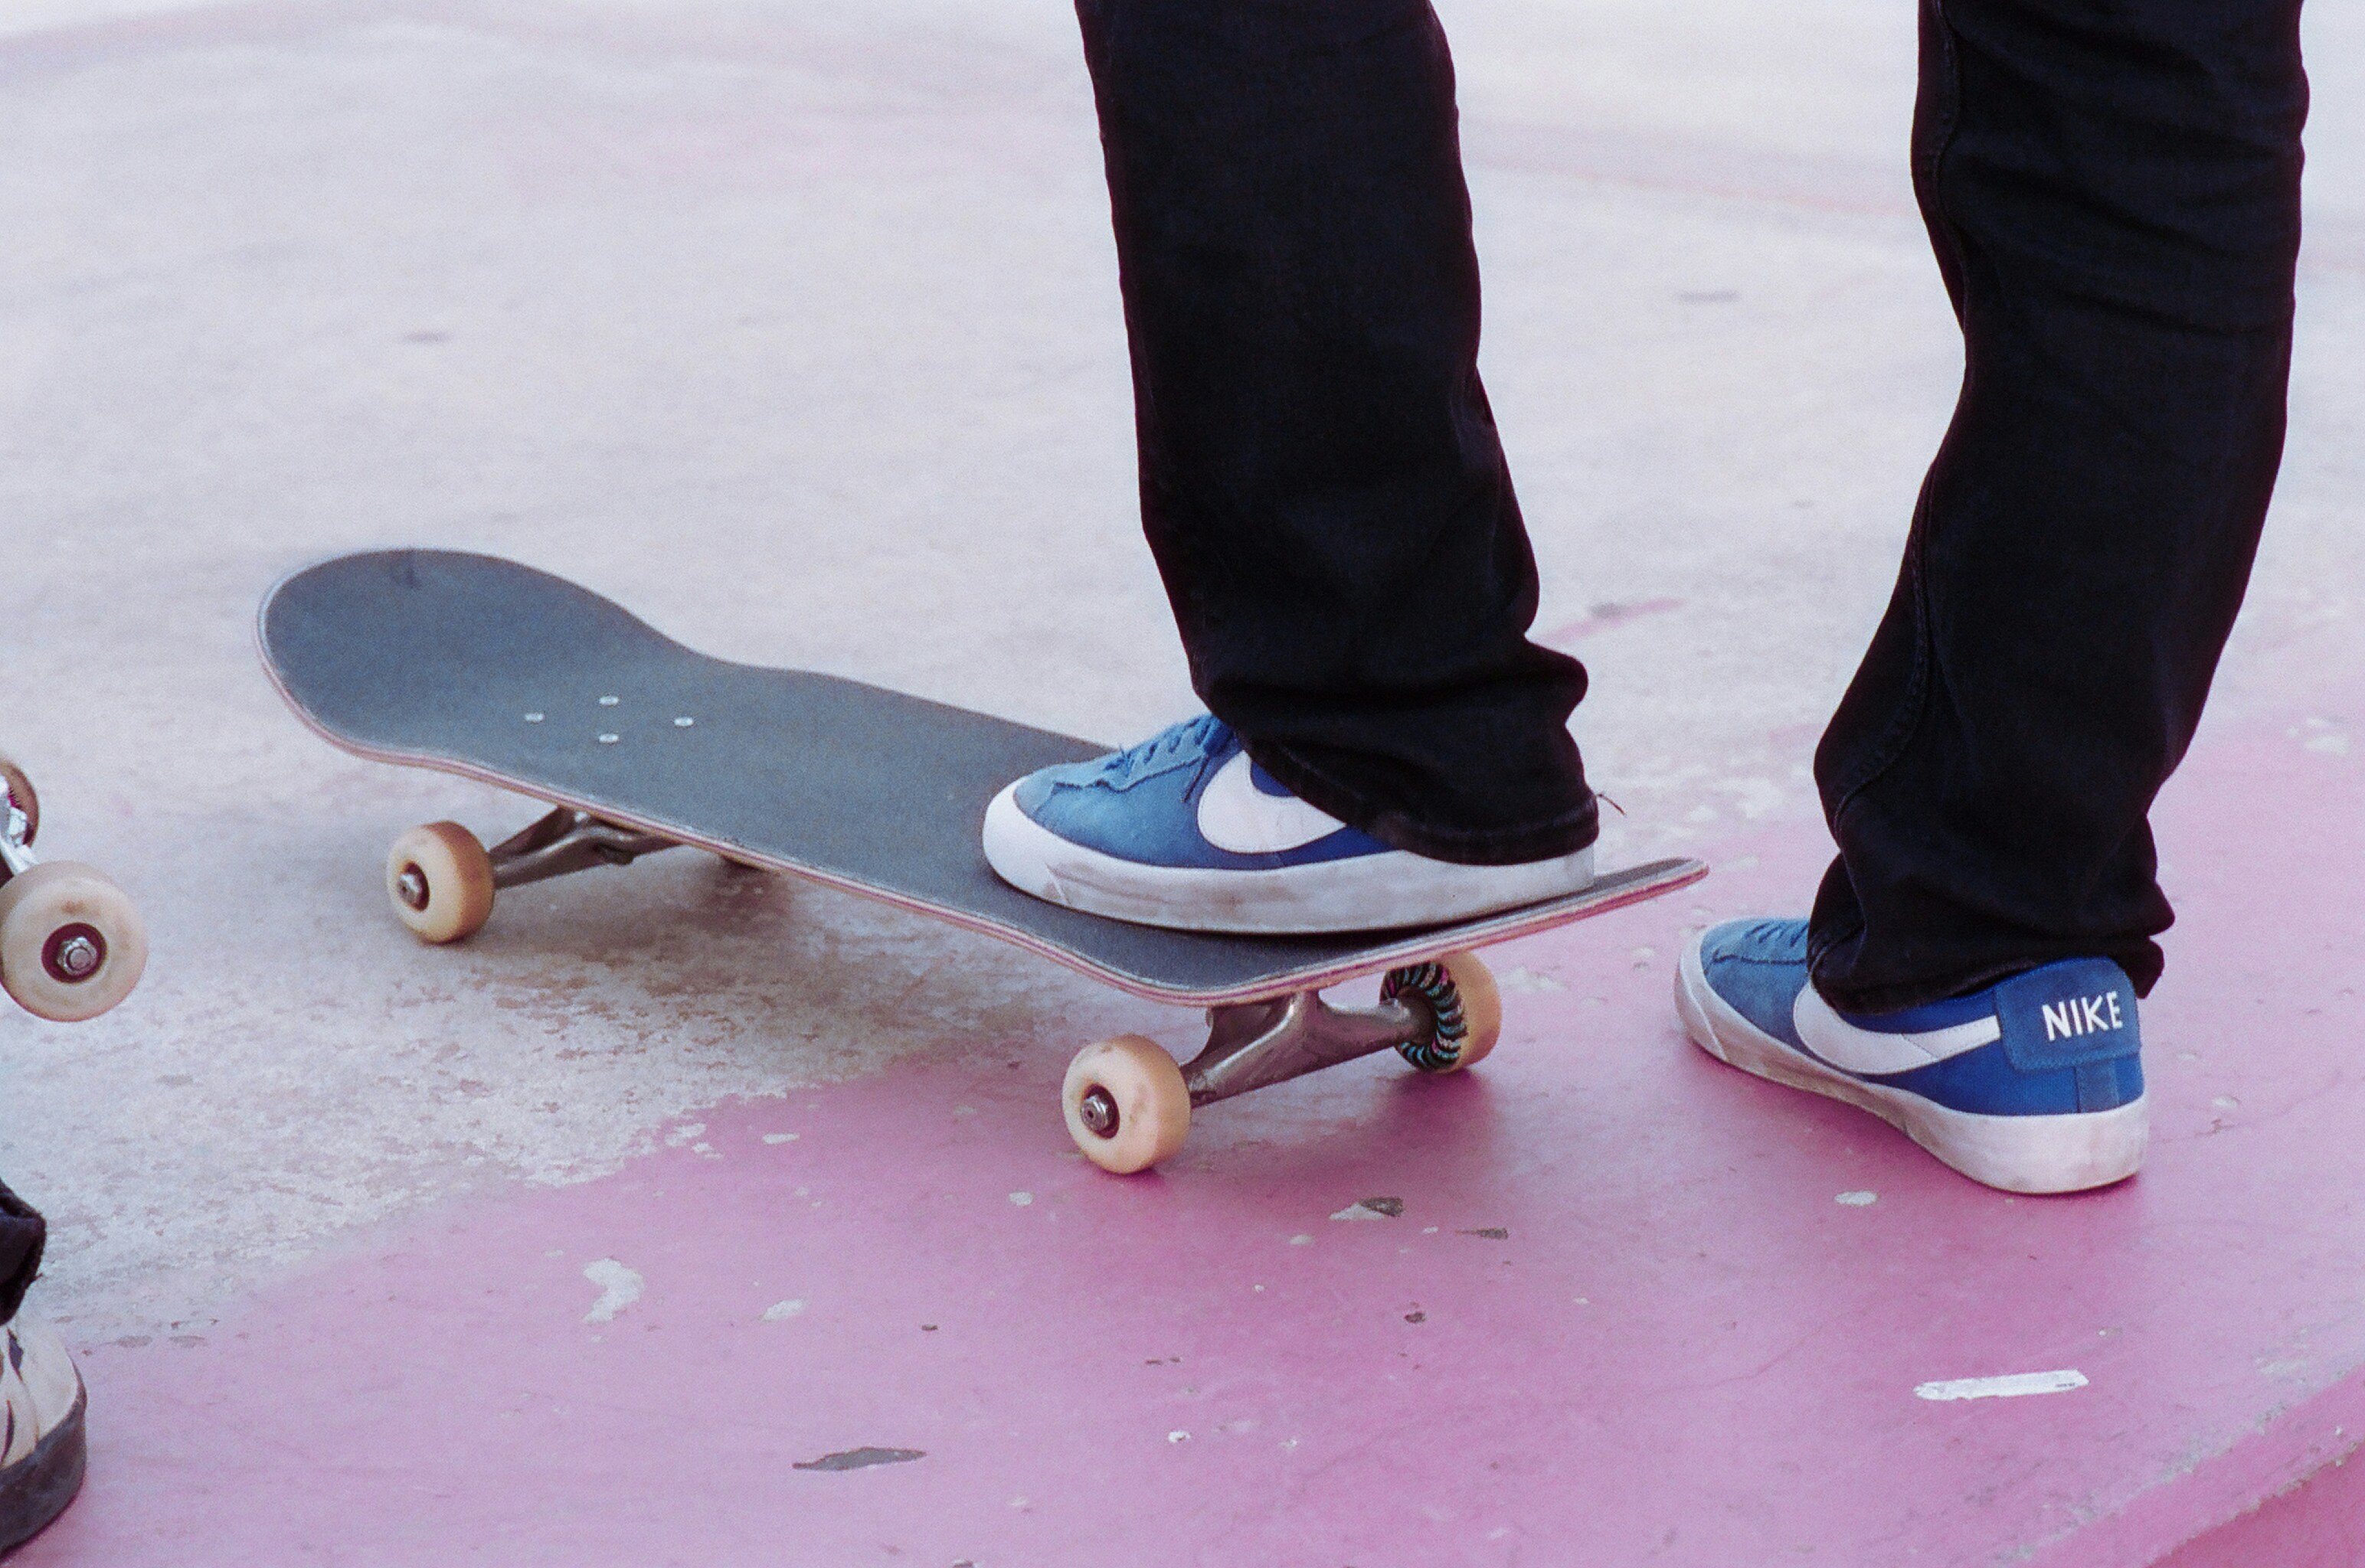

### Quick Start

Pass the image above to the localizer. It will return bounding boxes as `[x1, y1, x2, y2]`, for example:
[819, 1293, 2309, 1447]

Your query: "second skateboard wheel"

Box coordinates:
[1064, 1035, 1191, 1174]
[386, 822, 496, 943]
[0, 861, 148, 1022]
[1385, 952, 1503, 1073]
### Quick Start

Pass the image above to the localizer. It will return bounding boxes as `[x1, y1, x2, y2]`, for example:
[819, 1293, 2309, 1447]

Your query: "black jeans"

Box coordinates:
[1075, 0, 2307, 1008]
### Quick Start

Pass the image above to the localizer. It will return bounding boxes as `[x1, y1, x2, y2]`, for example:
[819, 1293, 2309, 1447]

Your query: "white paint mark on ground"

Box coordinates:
[582, 1259, 644, 1324]
[1915, 1370, 2087, 1402]
[1166, 1429, 1189, 1443]
[1289, 1234, 1314, 1246]
[1836, 1191, 1878, 1207]
[1008, 1191, 1033, 1207]
[2301, 719, 2350, 754]
[1331, 1197, 1403, 1221]
[761, 1298, 807, 1322]
[762, 1132, 799, 1145]
[1719, 777, 1785, 818]
[1497, 966, 1568, 994]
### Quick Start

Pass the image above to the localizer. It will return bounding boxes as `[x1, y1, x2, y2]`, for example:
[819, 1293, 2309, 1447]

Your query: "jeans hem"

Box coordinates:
[1245, 738, 1600, 867]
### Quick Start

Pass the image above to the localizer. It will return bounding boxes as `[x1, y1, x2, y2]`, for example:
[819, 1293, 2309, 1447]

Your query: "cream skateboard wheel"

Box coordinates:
[1385, 952, 1502, 1073]
[387, 822, 496, 943]
[1064, 1034, 1191, 1174]
[0, 753, 36, 844]
[0, 861, 147, 1021]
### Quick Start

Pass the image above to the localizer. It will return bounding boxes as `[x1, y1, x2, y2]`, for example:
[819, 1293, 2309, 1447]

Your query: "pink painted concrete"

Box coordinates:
[15, 708, 2365, 1567]
[2157, 1426, 2365, 1568]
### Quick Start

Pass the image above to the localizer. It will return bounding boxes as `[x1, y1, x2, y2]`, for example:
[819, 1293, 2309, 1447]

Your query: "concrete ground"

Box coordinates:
[2, 2, 2362, 1563]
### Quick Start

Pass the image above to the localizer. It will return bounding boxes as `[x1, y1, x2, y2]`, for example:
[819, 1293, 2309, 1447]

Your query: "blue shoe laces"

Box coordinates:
[1088, 714, 1228, 786]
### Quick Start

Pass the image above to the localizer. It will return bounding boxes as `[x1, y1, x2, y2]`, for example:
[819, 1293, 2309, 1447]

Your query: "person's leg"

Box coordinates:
[1070, 0, 1593, 866]
[1679, 0, 2307, 1192]
[1811, 0, 2308, 1012]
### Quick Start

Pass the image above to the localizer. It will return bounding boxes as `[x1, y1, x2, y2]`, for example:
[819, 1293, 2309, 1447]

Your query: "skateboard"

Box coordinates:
[0, 755, 146, 1021]
[258, 550, 1706, 1172]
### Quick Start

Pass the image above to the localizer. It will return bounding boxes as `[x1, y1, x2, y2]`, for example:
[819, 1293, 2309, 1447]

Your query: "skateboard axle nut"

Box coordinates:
[1078, 1086, 1120, 1139]
[396, 864, 430, 911]
[43, 923, 104, 984]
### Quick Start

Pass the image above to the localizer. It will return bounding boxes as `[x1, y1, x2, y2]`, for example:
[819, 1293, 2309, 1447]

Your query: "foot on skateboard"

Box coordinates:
[981, 713, 1598, 935]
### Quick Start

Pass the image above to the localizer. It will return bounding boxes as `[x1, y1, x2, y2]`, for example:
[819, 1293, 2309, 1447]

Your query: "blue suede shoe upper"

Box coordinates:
[1013, 715, 1392, 870]
[1695, 918, 1815, 1049]
[1695, 918, 2144, 1116]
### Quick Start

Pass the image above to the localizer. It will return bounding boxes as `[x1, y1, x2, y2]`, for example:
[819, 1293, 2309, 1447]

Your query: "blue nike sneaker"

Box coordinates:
[982, 714, 1596, 933]
[1674, 919, 2147, 1194]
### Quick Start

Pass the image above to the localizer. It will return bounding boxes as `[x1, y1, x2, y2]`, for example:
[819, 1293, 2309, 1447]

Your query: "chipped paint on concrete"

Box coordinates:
[1330, 1197, 1404, 1221]
[1915, 1370, 2089, 1403]
[580, 1259, 643, 1325]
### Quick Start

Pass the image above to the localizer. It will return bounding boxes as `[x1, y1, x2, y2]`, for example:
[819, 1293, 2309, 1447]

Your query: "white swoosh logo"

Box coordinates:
[1196, 753, 1346, 854]
[1792, 985, 2000, 1076]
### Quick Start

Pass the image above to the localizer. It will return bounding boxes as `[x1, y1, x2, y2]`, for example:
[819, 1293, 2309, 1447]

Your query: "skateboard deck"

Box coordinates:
[259, 550, 1704, 1006]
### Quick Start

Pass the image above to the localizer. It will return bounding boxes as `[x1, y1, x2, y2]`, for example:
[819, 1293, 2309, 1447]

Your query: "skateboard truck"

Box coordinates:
[1181, 986, 1439, 1107]
[0, 755, 148, 1021]
[482, 807, 679, 893]
[1062, 955, 1500, 1174]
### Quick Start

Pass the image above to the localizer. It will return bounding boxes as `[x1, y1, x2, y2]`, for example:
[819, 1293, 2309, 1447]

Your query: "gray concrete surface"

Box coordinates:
[1, 0, 2358, 1344]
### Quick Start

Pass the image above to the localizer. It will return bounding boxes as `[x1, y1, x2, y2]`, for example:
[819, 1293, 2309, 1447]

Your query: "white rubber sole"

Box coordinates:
[1673, 936, 2147, 1195]
[981, 782, 1597, 934]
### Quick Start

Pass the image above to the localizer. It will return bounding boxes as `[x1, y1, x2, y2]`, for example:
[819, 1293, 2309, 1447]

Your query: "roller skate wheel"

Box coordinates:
[1063, 1034, 1191, 1174]
[0, 861, 147, 1021]
[1386, 951, 1503, 1073]
[386, 822, 496, 943]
